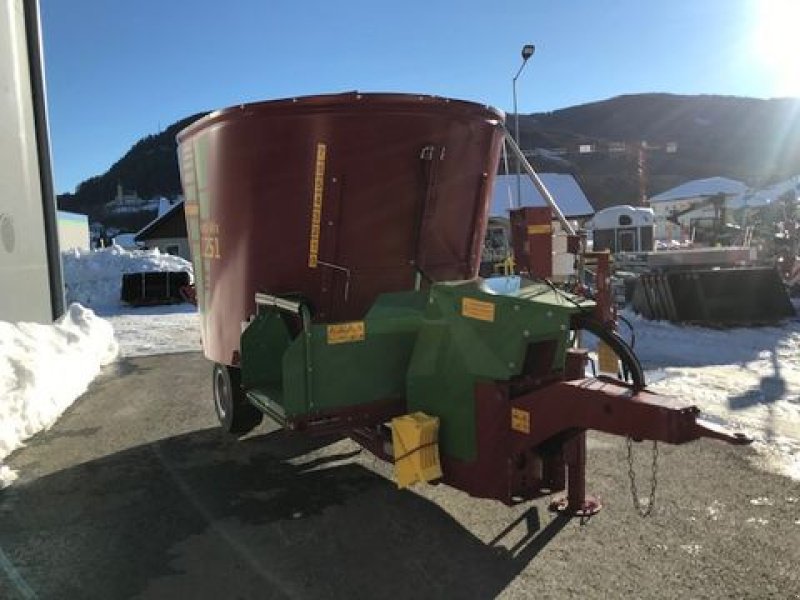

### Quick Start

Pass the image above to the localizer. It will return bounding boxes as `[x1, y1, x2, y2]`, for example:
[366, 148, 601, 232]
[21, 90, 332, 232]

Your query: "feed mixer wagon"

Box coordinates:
[177, 92, 750, 516]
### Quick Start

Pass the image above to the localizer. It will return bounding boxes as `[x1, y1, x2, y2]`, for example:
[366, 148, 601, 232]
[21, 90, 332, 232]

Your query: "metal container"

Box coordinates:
[177, 92, 504, 365]
[632, 266, 795, 323]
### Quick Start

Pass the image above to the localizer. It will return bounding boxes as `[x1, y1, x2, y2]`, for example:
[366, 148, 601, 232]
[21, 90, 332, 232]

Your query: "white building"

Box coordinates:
[56, 210, 89, 251]
[491, 173, 595, 220]
[648, 177, 747, 241]
[134, 201, 189, 260]
[730, 174, 800, 211]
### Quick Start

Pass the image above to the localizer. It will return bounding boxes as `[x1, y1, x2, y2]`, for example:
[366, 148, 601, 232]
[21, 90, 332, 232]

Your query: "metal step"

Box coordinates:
[245, 388, 287, 426]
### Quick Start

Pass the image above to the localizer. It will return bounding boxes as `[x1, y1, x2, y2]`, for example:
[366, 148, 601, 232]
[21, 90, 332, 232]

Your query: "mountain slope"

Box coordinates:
[57, 93, 800, 223]
[520, 93, 800, 208]
[57, 113, 207, 230]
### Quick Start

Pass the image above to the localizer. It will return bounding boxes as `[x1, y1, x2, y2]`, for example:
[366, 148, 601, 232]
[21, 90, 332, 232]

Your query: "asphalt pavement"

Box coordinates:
[1, 352, 798, 599]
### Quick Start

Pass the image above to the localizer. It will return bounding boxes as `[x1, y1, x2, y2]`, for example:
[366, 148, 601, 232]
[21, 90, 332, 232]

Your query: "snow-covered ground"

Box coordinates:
[0, 246, 199, 488]
[63, 244, 193, 311]
[104, 304, 200, 357]
[616, 309, 800, 480]
[63, 244, 201, 357]
[0, 304, 118, 487]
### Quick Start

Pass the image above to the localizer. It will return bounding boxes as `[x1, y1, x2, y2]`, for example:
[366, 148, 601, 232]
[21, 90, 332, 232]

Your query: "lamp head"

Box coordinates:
[521, 44, 535, 61]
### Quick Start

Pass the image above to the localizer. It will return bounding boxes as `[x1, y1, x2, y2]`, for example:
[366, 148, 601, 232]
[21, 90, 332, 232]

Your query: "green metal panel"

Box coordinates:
[238, 282, 592, 462]
[406, 280, 591, 461]
[253, 291, 428, 419]
[240, 311, 292, 390]
[281, 336, 307, 417]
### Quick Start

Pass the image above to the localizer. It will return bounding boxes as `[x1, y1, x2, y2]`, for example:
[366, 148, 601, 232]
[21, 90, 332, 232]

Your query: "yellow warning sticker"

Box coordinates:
[527, 223, 552, 235]
[326, 321, 366, 344]
[308, 143, 327, 268]
[597, 341, 619, 374]
[462, 297, 495, 322]
[511, 408, 530, 434]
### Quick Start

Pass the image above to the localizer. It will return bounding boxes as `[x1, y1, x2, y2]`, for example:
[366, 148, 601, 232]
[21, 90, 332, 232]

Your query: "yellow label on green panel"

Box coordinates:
[327, 321, 365, 344]
[462, 297, 495, 322]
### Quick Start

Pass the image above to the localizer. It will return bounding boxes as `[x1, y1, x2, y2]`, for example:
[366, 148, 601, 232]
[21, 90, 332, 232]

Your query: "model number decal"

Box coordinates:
[200, 221, 221, 259]
[308, 143, 327, 268]
[462, 297, 495, 322]
[201, 236, 220, 259]
[326, 321, 365, 344]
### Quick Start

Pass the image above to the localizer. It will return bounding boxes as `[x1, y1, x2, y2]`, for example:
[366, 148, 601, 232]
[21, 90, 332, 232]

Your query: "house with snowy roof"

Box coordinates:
[490, 173, 595, 220]
[134, 200, 188, 259]
[482, 174, 594, 278]
[648, 176, 748, 241]
[730, 174, 800, 210]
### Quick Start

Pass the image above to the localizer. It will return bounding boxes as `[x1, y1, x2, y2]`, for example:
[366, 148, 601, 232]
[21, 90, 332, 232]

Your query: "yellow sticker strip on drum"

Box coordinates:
[326, 321, 366, 344]
[308, 143, 327, 268]
[527, 223, 552, 235]
[462, 297, 495, 322]
[511, 407, 530, 434]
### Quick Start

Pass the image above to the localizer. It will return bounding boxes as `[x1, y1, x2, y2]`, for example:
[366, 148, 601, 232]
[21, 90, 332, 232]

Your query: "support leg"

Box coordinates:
[549, 431, 602, 517]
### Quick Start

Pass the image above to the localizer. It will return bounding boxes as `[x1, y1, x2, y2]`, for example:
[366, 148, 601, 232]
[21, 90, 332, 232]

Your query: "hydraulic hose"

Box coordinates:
[573, 314, 646, 392]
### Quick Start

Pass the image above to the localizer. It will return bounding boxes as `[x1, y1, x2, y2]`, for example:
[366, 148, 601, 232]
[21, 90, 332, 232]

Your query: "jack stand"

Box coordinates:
[548, 431, 602, 517]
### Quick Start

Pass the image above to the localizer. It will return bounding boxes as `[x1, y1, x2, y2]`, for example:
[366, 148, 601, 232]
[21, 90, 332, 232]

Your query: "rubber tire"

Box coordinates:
[212, 363, 263, 435]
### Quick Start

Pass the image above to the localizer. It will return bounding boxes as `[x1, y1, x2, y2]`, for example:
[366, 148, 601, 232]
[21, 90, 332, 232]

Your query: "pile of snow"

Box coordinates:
[655, 239, 692, 250]
[617, 310, 800, 479]
[0, 304, 118, 488]
[63, 244, 192, 312]
[61, 244, 201, 358]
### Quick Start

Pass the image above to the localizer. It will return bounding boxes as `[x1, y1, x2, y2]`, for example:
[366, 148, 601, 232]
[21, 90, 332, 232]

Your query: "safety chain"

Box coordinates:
[626, 437, 659, 517]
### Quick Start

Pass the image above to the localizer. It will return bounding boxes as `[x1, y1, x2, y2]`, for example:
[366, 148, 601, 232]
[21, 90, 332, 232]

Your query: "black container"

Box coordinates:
[121, 271, 191, 306]
[632, 267, 795, 324]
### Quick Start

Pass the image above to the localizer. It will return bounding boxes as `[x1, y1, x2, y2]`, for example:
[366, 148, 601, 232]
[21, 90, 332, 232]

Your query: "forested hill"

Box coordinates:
[519, 93, 800, 208]
[58, 93, 800, 225]
[57, 113, 206, 228]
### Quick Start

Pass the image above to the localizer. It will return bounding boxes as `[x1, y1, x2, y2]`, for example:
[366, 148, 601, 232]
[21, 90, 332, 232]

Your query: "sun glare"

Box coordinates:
[753, 0, 800, 97]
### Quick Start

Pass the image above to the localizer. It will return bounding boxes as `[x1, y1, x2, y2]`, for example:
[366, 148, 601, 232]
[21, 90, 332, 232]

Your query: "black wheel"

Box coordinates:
[212, 363, 263, 435]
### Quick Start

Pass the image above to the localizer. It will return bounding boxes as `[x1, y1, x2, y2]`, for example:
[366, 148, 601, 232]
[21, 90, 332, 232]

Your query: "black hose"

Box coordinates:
[617, 313, 636, 349]
[573, 314, 646, 392]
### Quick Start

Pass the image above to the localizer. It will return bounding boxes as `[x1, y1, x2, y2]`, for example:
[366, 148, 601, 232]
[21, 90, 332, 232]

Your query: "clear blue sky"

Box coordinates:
[41, 0, 797, 194]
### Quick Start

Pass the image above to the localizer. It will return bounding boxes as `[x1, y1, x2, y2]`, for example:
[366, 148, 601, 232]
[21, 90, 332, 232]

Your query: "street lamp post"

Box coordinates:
[512, 44, 535, 208]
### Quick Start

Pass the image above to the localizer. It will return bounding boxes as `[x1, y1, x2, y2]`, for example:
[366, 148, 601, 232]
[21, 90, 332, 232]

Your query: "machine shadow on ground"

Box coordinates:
[728, 349, 788, 443]
[0, 427, 566, 599]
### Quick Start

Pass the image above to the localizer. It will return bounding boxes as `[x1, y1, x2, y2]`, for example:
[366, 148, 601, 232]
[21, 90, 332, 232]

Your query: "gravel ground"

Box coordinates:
[0, 352, 798, 599]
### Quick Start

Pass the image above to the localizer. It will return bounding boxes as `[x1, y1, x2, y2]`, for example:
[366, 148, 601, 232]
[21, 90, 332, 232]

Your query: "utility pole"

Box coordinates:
[512, 44, 535, 208]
